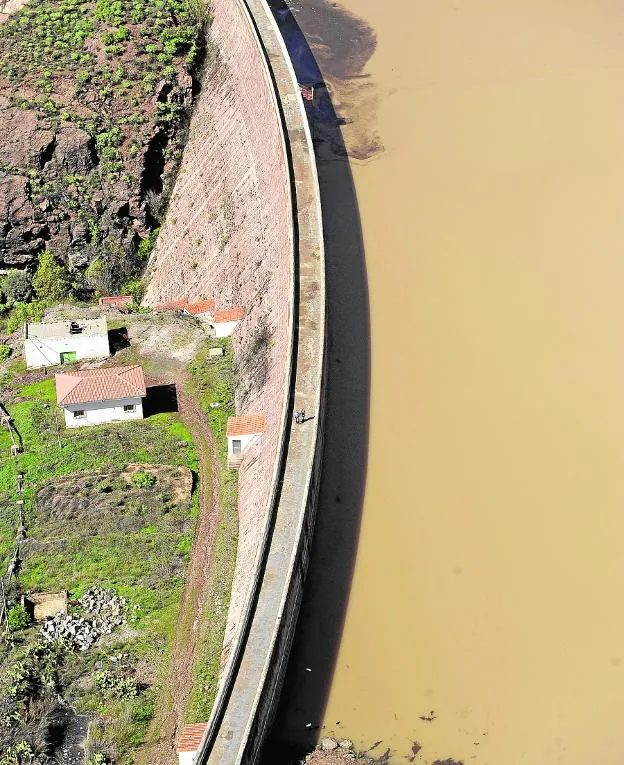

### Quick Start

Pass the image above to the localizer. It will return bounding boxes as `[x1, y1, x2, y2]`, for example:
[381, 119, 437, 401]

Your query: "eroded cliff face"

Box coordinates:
[0, 0, 199, 287]
[144, 0, 292, 663]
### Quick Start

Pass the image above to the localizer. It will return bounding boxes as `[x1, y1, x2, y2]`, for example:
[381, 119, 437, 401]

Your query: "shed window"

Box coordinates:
[73, 410, 85, 419]
[232, 439, 242, 455]
[123, 404, 136, 413]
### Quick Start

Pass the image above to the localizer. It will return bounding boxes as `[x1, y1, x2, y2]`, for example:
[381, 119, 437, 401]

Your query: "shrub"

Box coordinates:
[0, 742, 35, 765]
[121, 277, 145, 304]
[32, 251, 70, 302]
[7, 604, 30, 632]
[6, 300, 46, 333]
[95, 669, 138, 699]
[0, 345, 12, 361]
[2, 269, 33, 303]
[132, 471, 156, 488]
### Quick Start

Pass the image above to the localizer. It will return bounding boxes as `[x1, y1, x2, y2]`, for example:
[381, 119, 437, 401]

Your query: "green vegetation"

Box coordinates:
[2, 271, 33, 304]
[0, 0, 210, 297]
[0, 320, 241, 759]
[7, 604, 30, 633]
[0, 375, 199, 762]
[132, 470, 156, 488]
[31, 251, 70, 303]
[185, 339, 238, 720]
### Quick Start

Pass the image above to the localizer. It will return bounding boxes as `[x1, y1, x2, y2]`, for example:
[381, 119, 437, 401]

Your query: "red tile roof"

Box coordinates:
[227, 414, 265, 437]
[213, 307, 245, 323]
[98, 295, 133, 307]
[177, 723, 208, 753]
[185, 299, 215, 315]
[55, 365, 146, 405]
[154, 299, 188, 311]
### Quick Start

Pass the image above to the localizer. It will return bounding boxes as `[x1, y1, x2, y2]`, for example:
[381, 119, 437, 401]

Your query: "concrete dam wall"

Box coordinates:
[145, 0, 325, 761]
[144, 0, 294, 668]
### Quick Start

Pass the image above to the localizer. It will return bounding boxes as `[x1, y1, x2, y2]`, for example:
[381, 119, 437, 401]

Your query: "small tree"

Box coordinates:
[2, 270, 33, 304]
[32, 251, 70, 303]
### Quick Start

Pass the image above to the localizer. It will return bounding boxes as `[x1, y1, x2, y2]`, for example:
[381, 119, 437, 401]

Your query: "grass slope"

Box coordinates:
[0, 375, 199, 763]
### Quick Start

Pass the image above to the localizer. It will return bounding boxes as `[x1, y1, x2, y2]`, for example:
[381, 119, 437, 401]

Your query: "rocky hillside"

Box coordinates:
[0, 0, 205, 293]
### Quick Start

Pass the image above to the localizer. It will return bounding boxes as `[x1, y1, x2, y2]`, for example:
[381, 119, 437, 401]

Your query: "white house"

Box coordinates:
[177, 723, 208, 765]
[209, 307, 245, 338]
[55, 365, 146, 429]
[226, 414, 265, 468]
[24, 317, 109, 369]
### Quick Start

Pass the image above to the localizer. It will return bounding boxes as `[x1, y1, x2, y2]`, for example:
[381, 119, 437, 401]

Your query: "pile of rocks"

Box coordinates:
[40, 587, 127, 651]
[321, 738, 353, 752]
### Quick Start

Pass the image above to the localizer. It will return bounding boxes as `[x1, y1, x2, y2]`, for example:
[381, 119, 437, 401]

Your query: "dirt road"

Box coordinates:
[135, 374, 221, 765]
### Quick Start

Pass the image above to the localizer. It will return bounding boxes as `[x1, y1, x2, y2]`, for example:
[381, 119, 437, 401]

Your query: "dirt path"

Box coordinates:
[135, 373, 221, 765]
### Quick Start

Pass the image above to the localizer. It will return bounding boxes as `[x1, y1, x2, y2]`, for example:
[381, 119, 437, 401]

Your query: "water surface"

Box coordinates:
[280, 2, 624, 763]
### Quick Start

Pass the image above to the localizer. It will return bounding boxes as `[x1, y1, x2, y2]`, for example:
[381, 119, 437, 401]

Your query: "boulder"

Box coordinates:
[54, 123, 96, 174]
[321, 738, 338, 751]
[0, 107, 55, 169]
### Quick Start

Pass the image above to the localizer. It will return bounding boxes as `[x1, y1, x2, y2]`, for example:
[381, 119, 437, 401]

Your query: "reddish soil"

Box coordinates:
[135, 374, 221, 765]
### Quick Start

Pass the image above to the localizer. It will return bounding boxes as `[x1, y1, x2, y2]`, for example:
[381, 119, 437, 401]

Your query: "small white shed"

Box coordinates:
[226, 414, 265, 468]
[55, 365, 147, 429]
[24, 317, 110, 369]
[209, 307, 245, 338]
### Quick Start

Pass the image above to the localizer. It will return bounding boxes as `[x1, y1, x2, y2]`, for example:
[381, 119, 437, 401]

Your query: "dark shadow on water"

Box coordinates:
[260, 1, 373, 762]
[144, 383, 178, 416]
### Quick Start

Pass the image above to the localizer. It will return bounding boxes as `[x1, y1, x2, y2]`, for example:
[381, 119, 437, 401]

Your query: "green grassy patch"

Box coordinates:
[0, 374, 198, 762]
[185, 338, 238, 722]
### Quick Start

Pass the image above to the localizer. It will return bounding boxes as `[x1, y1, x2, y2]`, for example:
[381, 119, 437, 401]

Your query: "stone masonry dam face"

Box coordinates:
[145, 0, 293, 670]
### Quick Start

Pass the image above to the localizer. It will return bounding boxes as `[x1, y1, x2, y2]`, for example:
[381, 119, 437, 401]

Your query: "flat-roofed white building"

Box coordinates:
[24, 317, 110, 369]
[55, 365, 146, 428]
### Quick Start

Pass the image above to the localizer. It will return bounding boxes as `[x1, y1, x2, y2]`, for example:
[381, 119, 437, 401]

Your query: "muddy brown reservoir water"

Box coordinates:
[273, 2, 624, 764]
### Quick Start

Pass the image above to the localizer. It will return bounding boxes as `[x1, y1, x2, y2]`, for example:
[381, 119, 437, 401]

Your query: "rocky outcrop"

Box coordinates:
[0, 109, 101, 265]
[0, 0, 203, 285]
[53, 125, 96, 175]
[0, 105, 55, 169]
[0, 174, 43, 265]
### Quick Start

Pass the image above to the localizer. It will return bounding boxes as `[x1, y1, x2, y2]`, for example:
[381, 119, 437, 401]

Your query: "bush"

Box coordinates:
[32, 251, 70, 303]
[2, 269, 33, 303]
[0, 345, 11, 361]
[95, 669, 138, 699]
[137, 227, 160, 261]
[7, 604, 30, 632]
[6, 301, 46, 333]
[121, 277, 145, 304]
[132, 471, 156, 488]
